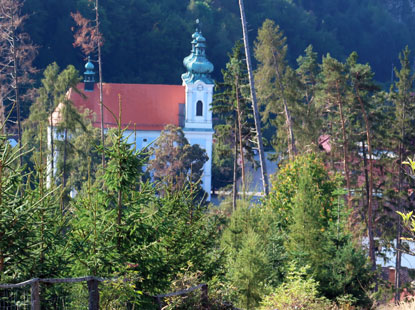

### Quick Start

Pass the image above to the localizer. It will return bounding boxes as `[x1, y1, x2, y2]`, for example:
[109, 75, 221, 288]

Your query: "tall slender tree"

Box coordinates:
[23, 63, 59, 173]
[389, 46, 415, 302]
[238, 0, 269, 196]
[319, 55, 353, 210]
[212, 41, 256, 203]
[347, 52, 379, 271]
[255, 19, 297, 160]
[71, 0, 105, 167]
[296, 45, 322, 150]
[0, 0, 37, 163]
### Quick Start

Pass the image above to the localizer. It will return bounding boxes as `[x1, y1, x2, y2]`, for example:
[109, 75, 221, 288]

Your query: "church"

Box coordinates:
[49, 26, 215, 200]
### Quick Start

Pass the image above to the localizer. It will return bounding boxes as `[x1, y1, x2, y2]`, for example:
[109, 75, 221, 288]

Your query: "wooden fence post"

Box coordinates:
[156, 296, 162, 309]
[87, 278, 100, 310]
[31, 280, 40, 310]
[201, 284, 209, 310]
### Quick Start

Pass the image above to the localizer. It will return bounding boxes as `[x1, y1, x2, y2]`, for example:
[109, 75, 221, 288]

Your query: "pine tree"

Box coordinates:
[388, 46, 415, 301]
[255, 19, 298, 159]
[212, 41, 256, 203]
[295, 45, 322, 150]
[347, 52, 380, 270]
[319, 55, 353, 209]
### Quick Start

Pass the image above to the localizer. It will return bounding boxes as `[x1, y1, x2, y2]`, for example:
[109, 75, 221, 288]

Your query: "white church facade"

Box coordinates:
[48, 27, 215, 200]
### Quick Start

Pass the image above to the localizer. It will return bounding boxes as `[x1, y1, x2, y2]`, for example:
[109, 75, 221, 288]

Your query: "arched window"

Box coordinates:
[196, 100, 203, 116]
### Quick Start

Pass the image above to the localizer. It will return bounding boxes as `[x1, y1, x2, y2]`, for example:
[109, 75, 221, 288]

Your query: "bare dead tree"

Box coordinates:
[238, 0, 269, 196]
[0, 0, 37, 163]
[71, 0, 105, 167]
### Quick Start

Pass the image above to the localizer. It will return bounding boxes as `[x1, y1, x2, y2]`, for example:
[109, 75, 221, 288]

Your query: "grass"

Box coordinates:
[378, 301, 415, 310]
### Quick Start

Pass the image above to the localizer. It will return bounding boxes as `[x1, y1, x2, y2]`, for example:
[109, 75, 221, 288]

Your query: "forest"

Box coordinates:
[2, 0, 415, 309]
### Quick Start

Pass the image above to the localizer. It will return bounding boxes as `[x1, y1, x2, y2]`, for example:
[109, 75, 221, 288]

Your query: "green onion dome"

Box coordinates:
[182, 26, 214, 85]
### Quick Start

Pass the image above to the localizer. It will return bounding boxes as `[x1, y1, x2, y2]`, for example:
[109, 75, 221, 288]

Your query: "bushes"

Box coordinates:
[259, 263, 334, 310]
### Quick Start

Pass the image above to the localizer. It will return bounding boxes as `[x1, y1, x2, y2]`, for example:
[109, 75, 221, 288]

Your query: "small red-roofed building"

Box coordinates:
[48, 25, 215, 200]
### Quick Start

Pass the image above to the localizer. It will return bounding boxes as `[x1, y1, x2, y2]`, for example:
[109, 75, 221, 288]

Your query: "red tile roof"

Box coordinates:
[68, 83, 185, 131]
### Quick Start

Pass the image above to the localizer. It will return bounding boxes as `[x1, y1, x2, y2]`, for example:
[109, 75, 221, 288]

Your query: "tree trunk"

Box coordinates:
[232, 121, 238, 211]
[117, 119, 123, 249]
[96, 0, 105, 168]
[361, 140, 370, 211]
[395, 215, 402, 303]
[0, 161, 2, 272]
[12, 23, 22, 166]
[50, 111, 54, 182]
[395, 139, 405, 303]
[272, 54, 297, 159]
[238, 0, 269, 196]
[394, 85, 408, 302]
[355, 87, 376, 270]
[62, 126, 69, 215]
[235, 76, 246, 197]
[0, 98, 5, 132]
[117, 185, 122, 249]
[336, 82, 352, 210]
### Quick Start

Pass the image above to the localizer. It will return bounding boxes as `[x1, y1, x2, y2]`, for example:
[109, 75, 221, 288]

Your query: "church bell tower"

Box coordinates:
[181, 20, 214, 200]
[181, 21, 214, 130]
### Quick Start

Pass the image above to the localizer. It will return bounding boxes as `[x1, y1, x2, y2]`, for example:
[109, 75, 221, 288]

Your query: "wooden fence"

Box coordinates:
[0, 276, 101, 310]
[0, 277, 210, 310]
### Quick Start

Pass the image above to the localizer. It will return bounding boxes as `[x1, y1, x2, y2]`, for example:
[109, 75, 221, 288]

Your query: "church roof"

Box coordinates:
[67, 83, 185, 131]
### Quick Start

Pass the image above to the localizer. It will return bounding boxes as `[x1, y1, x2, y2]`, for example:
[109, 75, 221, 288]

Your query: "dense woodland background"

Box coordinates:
[24, 0, 415, 86]
[4, 0, 415, 309]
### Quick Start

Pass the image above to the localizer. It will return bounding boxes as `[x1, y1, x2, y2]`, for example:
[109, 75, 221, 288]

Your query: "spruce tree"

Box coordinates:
[0, 133, 65, 282]
[255, 19, 298, 159]
[221, 200, 270, 309]
[265, 154, 373, 306]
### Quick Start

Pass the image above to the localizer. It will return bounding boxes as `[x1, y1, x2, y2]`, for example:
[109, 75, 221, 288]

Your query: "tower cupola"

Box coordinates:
[84, 56, 95, 92]
[182, 20, 214, 85]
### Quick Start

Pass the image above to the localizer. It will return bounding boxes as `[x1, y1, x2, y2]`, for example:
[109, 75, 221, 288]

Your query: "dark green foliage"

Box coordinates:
[19, 0, 415, 102]
[220, 200, 272, 309]
[295, 45, 322, 150]
[0, 135, 65, 282]
[212, 41, 255, 191]
[68, 124, 222, 303]
[148, 124, 208, 197]
[265, 154, 373, 307]
[8, 1, 415, 306]
[254, 19, 301, 158]
[212, 124, 234, 191]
